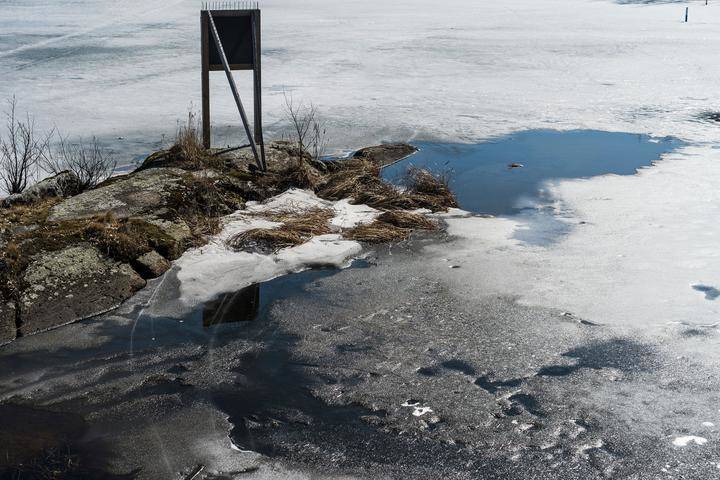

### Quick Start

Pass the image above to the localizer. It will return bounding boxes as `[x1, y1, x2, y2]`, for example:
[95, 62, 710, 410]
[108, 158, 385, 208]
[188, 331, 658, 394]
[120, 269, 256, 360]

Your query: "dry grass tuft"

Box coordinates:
[344, 221, 410, 243]
[257, 156, 322, 192]
[281, 157, 322, 189]
[167, 173, 244, 239]
[404, 167, 457, 209]
[345, 210, 436, 244]
[315, 160, 457, 212]
[175, 111, 206, 167]
[227, 207, 333, 254]
[377, 210, 437, 231]
[264, 207, 334, 235]
[138, 112, 222, 171]
[227, 228, 305, 254]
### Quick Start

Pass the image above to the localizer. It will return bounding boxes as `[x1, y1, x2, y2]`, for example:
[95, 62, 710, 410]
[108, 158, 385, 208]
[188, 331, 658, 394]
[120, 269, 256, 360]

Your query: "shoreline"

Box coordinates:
[0, 141, 449, 344]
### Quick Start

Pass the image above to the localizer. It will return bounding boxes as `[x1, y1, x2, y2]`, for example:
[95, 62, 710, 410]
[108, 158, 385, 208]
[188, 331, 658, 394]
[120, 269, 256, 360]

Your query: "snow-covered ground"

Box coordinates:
[3, 0, 720, 330]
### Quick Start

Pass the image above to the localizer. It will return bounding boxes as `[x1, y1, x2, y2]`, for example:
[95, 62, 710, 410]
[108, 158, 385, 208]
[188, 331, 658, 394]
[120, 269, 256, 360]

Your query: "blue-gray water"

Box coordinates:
[382, 130, 683, 216]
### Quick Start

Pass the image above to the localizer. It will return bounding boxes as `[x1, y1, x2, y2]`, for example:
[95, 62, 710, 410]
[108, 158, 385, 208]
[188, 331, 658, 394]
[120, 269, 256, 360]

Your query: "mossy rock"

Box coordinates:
[19, 243, 145, 336]
[48, 167, 187, 222]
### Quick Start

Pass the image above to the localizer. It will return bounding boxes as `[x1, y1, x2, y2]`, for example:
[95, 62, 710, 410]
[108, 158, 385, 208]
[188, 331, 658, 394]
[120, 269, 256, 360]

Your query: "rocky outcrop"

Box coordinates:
[0, 301, 16, 344]
[48, 167, 187, 222]
[2, 171, 82, 208]
[218, 141, 312, 171]
[133, 250, 171, 279]
[18, 244, 145, 336]
[352, 143, 418, 168]
[0, 141, 421, 344]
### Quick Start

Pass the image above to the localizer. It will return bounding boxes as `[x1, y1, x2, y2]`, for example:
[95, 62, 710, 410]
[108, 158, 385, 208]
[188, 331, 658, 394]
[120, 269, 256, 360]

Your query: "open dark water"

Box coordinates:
[382, 130, 683, 216]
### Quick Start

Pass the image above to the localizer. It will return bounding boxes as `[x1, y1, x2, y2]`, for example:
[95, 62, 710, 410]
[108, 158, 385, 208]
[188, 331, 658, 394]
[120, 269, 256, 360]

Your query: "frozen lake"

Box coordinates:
[1, 0, 719, 168]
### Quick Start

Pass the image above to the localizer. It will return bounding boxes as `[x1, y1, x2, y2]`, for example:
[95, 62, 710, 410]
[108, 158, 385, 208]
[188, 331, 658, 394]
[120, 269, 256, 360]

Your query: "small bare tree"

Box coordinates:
[283, 92, 329, 160]
[0, 96, 51, 194]
[43, 135, 117, 191]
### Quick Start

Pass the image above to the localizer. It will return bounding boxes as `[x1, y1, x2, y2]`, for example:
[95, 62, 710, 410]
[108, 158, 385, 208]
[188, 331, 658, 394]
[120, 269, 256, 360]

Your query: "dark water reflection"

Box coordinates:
[383, 130, 683, 216]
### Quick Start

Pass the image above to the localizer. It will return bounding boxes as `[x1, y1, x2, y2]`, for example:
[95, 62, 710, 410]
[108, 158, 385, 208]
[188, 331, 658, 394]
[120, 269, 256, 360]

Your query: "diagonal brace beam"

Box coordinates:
[207, 11, 266, 171]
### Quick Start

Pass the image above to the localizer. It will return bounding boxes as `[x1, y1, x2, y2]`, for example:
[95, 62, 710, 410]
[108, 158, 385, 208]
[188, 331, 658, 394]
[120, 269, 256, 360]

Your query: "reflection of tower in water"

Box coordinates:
[203, 283, 260, 327]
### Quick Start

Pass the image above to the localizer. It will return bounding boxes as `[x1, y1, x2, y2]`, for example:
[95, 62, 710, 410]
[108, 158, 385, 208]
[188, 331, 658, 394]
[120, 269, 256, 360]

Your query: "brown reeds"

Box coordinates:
[227, 207, 334, 253]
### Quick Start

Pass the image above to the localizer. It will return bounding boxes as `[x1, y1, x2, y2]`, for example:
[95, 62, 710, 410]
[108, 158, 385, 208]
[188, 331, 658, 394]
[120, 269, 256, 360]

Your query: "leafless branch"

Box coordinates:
[43, 135, 117, 191]
[283, 92, 328, 159]
[0, 96, 51, 194]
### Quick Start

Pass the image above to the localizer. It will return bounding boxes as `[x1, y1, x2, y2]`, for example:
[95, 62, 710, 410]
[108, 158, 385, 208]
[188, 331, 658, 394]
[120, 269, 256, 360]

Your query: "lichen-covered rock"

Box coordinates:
[48, 167, 186, 222]
[19, 244, 145, 335]
[0, 301, 16, 344]
[144, 217, 194, 247]
[133, 250, 171, 279]
[1, 171, 82, 208]
[219, 141, 309, 171]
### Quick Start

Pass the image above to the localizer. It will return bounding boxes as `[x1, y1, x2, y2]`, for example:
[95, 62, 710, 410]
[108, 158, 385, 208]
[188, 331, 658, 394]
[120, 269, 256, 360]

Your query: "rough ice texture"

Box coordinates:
[175, 190, 372, 307]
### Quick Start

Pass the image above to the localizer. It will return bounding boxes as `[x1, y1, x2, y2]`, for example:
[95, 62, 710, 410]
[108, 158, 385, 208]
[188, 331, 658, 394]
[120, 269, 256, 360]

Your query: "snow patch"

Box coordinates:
[175, 190, 374, 308]
[401, 400, 434, 417]
[244, 189, 380, 229]
[672, 436, 707, 447]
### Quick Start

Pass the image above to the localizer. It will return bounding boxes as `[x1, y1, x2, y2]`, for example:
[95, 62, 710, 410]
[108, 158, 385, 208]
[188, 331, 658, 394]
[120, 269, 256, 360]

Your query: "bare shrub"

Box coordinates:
[283, 92, 329, 160]
[309, 115, 329, 161]
[43, 135, 117, 191]
[0, 96, 51, 194]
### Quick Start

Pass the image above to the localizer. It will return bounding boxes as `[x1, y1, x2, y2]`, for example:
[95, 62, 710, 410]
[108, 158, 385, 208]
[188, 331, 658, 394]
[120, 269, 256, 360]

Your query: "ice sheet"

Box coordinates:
[1, 0, 719, 161]
[432, 145, 720, 328]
